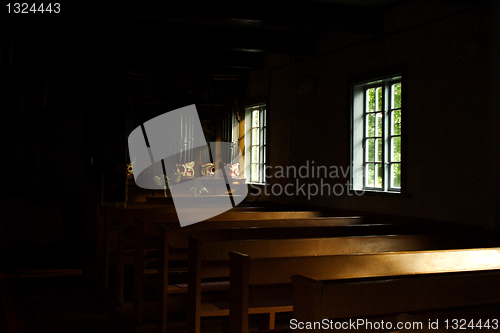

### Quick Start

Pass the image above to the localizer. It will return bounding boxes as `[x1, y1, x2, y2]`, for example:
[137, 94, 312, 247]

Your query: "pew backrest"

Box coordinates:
[164, 220, 426, 249]
[196, 234, 446, 263]
[292, 270, 500, 332]
[189, 216, 365, 229]
[231, 247, 500, 286]
[228, 247, 500, 333]
[204, 210, 332, 221]
[185, 233, 453, 333]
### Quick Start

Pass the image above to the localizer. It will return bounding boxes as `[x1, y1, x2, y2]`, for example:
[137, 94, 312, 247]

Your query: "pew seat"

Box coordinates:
[292, 270, 500, 332]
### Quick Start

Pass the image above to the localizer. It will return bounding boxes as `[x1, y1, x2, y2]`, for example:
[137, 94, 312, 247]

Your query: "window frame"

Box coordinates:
[244, 102, 268, 185]
[350, 70, 407, 195]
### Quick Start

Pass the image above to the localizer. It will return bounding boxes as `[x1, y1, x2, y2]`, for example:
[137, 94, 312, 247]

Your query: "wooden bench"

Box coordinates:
[125, 215, 375, 327]
[123, 217, 367, 301]
[228, 247, 500, 333]
[100, 206, 180, 290]
[116, 212, 458, 328]
[105, 209, 341, 293]
[97, 203, 296, 289]
[292, 269, 500, 332]
[184, 233, 455, 333]
[156, 218, 427, 332]
[156, 217, 410, 331]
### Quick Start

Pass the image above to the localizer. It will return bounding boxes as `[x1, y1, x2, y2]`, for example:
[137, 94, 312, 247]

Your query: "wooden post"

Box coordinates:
[157, 225, 170, 333]
[187, 237, 203, 333]
[103, 208, 111, 291]
[291, 275, 324, 333]
[229, 252, 251, 333]
[117, 218, 125, 306]
[133, 218, 145, 325]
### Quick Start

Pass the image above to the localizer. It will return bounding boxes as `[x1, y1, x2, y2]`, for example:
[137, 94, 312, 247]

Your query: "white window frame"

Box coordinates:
[351, 75, 402, 193]
[244, 103, 267, 184]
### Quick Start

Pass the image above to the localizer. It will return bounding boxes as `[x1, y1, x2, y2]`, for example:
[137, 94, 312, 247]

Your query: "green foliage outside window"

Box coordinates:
[364, 80, 401, 189]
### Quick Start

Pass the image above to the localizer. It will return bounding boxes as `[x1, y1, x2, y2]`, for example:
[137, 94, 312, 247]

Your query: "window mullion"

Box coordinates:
[363, 88, 368, 188]
[259, 106, 264, 183]
[389, 80, 402, 190]
[383, 81, 389, 191]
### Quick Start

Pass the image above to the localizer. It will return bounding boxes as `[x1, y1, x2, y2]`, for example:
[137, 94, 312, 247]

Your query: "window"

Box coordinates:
[221, 104, 241, 164]
[244, 103, 267, 184]
[351, 76, 402, 192]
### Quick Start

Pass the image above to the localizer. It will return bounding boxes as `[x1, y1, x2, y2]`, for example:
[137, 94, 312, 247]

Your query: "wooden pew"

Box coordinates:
[155, 217, 405, 331]
[97, 204, 340, 290]
[104, 208, 340, 293]
[97, 203, 290, 289]
[185, 233, 454, 333]
[119, 212, 451, 328]
[292, 270, 500, 332]
[228, 247, 500, 333]
[99, 206, 179, 290]
[156, 220, 426, 333]
[123, 216, 368, 311]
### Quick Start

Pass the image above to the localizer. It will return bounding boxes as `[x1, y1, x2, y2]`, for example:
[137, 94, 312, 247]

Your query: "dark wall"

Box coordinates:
[0, 29, 247, 253]
[247, 1, 500, 229]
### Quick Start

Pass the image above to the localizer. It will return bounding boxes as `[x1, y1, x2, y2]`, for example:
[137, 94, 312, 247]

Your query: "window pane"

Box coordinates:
[366, 114, 375, 137]
[392, 83, 401, 109]
[366, 164, 375, 187]
[251, 146, 259, 163]
[251, 164, 259, 182]
[252, 110, 259, 127]
[376, 138, 383, 162]
[391, 163, 401, 188]
[376, 87, 383, 111]
[391, 136, 401, 162]
[262, 108, 266, 126]
[252, 128, 259, 145]
[367, 88, 376, 112]
[376, 163, 383, 188]
[376, 113, 383, 137]
[392, 110, 401, 135]
[366, 139, 375, 162]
